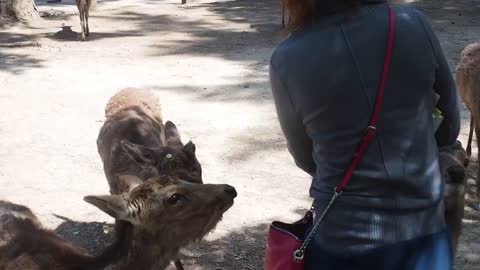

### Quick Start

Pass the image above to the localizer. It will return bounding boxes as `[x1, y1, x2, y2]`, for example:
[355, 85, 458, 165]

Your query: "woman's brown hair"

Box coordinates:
[282, 0, 365, 31]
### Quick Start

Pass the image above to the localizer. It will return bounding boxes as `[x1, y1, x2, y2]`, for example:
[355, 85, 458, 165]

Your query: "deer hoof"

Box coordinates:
[474, 202, 480, 211]
[475, 194, 480, 211]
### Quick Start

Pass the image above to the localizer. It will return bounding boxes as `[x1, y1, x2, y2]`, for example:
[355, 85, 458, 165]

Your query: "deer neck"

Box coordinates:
[127, 224, 181, 270]
[87, 222, 179, 270]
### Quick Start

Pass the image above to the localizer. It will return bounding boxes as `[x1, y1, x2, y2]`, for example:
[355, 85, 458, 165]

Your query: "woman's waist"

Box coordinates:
[311, 197, 446, 253]
[310, 185, 444, 211]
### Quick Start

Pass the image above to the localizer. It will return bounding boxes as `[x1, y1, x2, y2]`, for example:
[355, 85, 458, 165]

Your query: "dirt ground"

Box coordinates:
[0, 0, 479, 269]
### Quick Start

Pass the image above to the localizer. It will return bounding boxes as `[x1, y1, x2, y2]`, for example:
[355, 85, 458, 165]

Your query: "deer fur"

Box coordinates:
[0, 175, 237, 270]
[439, 140, 467, 254]
[75, 0, 94, 41]
[455, 42, 480, 209]
[97, 88, 202, 269]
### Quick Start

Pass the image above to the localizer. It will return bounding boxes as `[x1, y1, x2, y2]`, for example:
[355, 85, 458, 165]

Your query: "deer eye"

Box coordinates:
[167, 194, 183, 205]
[143, 152, 154, 160]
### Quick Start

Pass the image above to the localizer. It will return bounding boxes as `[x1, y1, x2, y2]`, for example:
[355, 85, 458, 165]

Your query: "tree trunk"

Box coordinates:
[1, 0, 38, 21]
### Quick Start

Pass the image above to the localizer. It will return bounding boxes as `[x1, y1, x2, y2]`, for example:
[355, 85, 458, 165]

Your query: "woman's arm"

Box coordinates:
[270, 63, 316, 175]
[416, 10, 461, 147]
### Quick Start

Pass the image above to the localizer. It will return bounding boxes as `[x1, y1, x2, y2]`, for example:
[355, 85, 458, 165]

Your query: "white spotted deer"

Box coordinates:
[439, 141, 468, 254]
[455, 42, 480, 210]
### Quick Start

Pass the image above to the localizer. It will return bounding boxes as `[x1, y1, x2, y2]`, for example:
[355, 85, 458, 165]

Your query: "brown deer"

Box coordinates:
[75, 0, 94, 41]
[455, 42, 480, 210]
[0, 175, 237, 270]
[97, 88, 202, 192]
[97, 88, 202, 269]
[438, 140, 468, 254]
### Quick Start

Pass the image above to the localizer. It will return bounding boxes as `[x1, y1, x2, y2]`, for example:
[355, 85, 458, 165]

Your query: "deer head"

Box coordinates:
[119, 121, 202, 183]
[84, 175, 236, 247]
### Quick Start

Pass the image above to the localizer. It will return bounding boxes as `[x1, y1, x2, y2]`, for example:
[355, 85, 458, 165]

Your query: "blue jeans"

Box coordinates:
[305, 228, 453, 270]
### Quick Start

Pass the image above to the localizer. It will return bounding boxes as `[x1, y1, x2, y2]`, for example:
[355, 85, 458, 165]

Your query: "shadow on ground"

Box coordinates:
[149, 77, 270, 104]
[179, 223, 269, 269]
[51, 214, 271, 269]
[49, 25, 143, 41]
[3, 0, 285, 75]
[72, 0, 284, 60]
[149, 0, 285, 60]
[224, 127, 286, 164]
[54, 214, 114, 254]
[0, 32, 44, 74]
[465, 160, 479, 210]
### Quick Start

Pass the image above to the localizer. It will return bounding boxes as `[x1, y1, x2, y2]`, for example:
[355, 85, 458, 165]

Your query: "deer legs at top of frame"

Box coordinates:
[174, 258, 185, 270]
[465, 114, 480, 210]
[282, 6, 290, 29]
[466, 116, 474, 161]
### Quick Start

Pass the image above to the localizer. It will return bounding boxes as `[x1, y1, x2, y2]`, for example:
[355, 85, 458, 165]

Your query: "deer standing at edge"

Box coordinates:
[455, 42, 480, 210]
[75, 0, 94, 41]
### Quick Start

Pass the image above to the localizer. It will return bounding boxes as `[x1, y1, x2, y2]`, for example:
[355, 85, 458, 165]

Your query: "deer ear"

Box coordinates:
[84, 195, 128, 219]
[119, 140, 154, 166]
[117, 175, 143, 193]
[165, 121, 182, 147]
[183, 140, 196, 154]
[84, 195, 139, 224]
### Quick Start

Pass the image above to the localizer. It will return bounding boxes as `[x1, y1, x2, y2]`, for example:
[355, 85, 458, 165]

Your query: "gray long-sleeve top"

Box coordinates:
[270, 2, 460, 253]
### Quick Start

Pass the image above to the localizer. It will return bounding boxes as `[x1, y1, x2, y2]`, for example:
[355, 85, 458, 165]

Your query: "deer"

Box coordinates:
[97, 88, 202, 192]
[96, 88, 202, 269]
[438, 140, 468, 254]
[455, 42, 480, 210]
[75, 0, 94, 41]
[0, 175, 237, 270]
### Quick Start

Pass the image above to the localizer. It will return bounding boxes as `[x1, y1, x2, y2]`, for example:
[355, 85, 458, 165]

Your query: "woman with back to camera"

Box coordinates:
[270, 0, 460, 269]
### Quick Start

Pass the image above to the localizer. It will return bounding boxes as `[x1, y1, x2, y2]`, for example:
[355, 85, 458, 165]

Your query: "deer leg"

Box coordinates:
[174, 258, 185, 270]
[467, 114, 474, 158]
[477, 177, 480, 211]
[475, 121, 480, 210]
[282, 6, 285, 28]
[85, 9, 90, 36]
[79, 11, 86, 41]
[464, 115, 474, 167]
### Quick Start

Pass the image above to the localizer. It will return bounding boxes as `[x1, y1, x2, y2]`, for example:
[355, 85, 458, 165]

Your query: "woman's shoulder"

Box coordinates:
[392, 3, 430, 23]
[270, 34, 295, 69]
[270, 27, 320, 71]
[391, 4, 436, 43]
[270, 4, 432, 70]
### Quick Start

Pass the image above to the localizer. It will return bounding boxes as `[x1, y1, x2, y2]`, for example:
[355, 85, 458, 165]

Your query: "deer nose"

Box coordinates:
[223, 185, 237, 198]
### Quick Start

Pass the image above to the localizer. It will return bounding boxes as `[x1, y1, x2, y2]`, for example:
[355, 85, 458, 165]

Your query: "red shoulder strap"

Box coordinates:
[336, 7, 396, 193]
